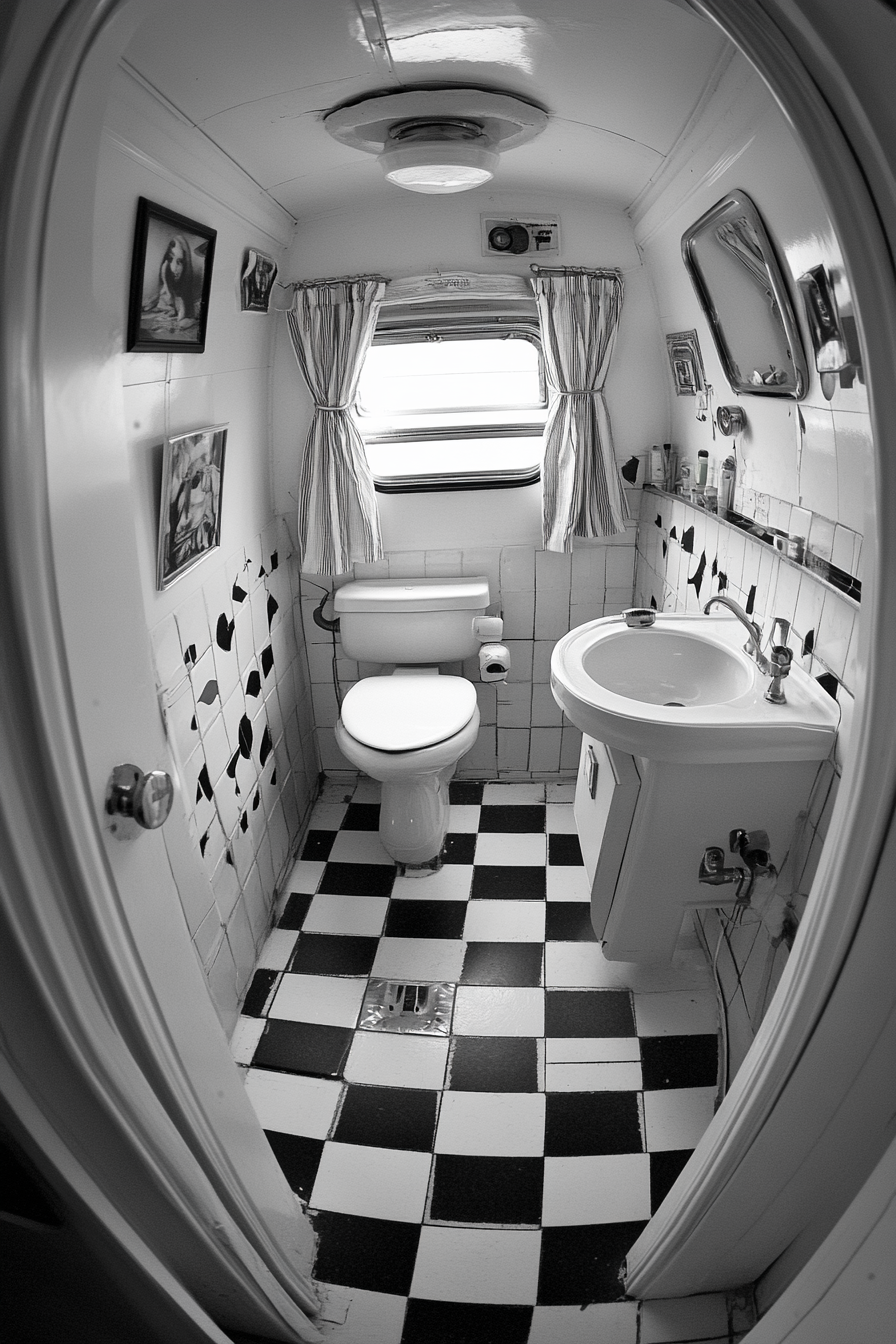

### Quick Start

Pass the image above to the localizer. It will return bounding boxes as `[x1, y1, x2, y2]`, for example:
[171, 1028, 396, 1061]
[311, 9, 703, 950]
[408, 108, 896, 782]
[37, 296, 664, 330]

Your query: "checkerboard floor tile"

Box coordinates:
[233, 777, 725, 1343]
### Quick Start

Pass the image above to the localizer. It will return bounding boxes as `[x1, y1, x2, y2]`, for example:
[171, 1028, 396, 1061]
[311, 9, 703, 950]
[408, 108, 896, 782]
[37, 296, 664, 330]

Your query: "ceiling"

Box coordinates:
[123, 0, 734, 222]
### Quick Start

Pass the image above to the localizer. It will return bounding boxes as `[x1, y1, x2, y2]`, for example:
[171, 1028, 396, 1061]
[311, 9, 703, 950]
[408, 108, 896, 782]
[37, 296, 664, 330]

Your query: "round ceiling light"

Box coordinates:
[324, 89, 548, 195]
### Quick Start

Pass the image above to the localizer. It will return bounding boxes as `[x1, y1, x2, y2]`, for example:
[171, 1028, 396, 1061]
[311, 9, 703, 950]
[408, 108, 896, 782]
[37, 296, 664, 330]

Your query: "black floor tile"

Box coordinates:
[319, 861, 396, 898]
[448, 1037, 539, 1093]
[264, 1131, 323, 1201]
[301, 829, 336, 861]
[471, 866, 546, 900]
[277, 892, 313, 929]
[544, 989, 635, 1037]
[287, 933, 379, 977]
[385, 899, 468, 939]
[547, 833, 584, 865]
[545, 903, 598, 942]
[449, 781, 484, 805]
[442, 832, 477, 864]
[460, 942, 543, 987]
[429, 1154, 543, 1225]
[241, 968, 279, 1017]
[402, 1299, 532, 1344]
[312, 1210, 420, 1296]
[537, 1222, 647, 1304]
[478, 804, 545, 833]
[252, 1020, 353, 1078]
[650, 1149, 693, 1213]
[641, 1034, 719, 1091]
[333, 1084, 438, 1152]
[341, 802, 380, 831]
[545, 1091, 643, 1156]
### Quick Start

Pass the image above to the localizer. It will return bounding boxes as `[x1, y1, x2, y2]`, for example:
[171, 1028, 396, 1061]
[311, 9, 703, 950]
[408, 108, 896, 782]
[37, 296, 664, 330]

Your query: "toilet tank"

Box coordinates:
[334, 576, 490, 663]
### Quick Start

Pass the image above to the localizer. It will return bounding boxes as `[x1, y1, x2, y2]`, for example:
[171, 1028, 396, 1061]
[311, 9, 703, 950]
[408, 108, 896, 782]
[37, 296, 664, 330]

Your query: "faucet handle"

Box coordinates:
[770, 615, 791, 648]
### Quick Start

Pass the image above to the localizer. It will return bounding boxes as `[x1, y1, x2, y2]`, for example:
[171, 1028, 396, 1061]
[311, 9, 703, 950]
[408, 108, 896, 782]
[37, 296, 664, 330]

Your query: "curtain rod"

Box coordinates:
[529, 264, 623, 280]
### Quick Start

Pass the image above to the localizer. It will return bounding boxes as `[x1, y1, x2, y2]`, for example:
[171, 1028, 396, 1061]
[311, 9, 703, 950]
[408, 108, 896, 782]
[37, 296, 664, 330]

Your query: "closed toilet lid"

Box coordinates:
[341, 676, 477, 751]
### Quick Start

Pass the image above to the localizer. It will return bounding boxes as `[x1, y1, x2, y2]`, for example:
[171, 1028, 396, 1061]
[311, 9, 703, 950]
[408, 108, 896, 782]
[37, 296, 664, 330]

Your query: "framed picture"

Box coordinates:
[127, 198, 216, 352]
[666, 329, 706, 395]
[240, 248, 278, 312]
[157, 425, 227, 589]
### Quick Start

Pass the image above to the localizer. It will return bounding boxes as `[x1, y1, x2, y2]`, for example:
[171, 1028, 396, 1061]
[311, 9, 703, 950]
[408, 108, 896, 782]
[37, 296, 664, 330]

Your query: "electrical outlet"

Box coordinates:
[481, 214, 560, 257]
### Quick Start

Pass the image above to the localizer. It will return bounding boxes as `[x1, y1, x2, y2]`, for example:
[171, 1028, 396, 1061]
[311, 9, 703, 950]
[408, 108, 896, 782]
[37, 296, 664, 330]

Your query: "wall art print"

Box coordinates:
[157, 424, 227, 590]
[240, 248, 278, 313]
[127, 197, 216, 352]
[665, 329, 706, 395]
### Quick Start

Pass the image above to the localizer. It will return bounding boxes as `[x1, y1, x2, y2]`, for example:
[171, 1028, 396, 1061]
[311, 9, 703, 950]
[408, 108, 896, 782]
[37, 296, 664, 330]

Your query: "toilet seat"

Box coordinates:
[340, 675, 477, 752]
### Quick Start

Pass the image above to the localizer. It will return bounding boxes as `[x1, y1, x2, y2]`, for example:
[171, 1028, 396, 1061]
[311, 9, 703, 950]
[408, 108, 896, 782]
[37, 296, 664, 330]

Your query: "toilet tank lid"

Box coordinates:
[334, 575, 490, 613]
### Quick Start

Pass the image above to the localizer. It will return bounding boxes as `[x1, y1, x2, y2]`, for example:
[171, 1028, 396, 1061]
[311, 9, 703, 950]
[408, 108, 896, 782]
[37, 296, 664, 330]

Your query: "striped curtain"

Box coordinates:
[532, 267, 628, 551]
[286, 276, 386, 575]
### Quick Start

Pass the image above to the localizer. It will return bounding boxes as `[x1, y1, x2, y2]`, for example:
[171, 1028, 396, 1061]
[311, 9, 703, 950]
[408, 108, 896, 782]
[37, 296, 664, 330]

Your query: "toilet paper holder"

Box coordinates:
[479, 642, 511, 682]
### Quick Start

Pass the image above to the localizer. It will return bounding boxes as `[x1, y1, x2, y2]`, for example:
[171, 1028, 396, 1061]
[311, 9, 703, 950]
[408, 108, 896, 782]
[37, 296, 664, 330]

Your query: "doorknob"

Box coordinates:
[105, 763, 174, 832]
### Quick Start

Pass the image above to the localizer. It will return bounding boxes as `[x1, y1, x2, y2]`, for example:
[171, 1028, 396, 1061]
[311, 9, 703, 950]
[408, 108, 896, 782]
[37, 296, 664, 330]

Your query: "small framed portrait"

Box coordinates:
[157, 425, 227, 589]
[127, 198, 216, 352]
[666, 329, 706, 395]
[240, 248, 278, 313]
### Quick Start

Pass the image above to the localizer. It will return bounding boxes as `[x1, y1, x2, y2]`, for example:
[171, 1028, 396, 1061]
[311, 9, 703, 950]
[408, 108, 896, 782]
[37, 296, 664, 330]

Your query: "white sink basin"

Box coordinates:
[551, 612, 840, 764]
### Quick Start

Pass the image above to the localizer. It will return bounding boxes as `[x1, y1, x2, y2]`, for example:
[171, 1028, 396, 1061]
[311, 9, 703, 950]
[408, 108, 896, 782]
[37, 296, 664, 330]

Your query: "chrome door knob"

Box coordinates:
[105, 764, 174, 830]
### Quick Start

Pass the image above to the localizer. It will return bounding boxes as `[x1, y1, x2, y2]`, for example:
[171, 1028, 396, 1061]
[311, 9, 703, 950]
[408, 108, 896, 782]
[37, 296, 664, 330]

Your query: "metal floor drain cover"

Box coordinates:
[359, 980, 455, 1034]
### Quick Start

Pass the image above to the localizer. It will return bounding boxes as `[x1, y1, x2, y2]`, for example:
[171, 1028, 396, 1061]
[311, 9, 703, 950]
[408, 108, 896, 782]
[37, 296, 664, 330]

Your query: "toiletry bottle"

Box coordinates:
[720, 455, 736, 513]
[650, 445, 665, 485]
[696, 449, 708, 490]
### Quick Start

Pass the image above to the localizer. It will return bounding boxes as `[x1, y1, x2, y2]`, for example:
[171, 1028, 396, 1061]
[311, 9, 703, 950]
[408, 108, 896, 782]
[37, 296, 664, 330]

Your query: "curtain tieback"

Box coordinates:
[314, 403, 351, 412]
[556, 389, 600, 396]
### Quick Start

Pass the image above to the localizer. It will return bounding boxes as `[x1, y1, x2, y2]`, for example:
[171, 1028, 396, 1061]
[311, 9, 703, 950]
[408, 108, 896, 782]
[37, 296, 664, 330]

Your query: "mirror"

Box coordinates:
[682, 189, 808, 398]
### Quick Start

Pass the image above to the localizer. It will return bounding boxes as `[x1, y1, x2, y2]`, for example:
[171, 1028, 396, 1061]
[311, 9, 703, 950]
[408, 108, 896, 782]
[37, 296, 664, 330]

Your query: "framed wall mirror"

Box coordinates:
[681, 189, 808, 398]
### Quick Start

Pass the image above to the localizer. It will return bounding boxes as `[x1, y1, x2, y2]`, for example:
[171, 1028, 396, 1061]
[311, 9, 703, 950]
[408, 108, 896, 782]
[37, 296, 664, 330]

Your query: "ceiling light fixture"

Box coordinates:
[324, 89, 548, 195]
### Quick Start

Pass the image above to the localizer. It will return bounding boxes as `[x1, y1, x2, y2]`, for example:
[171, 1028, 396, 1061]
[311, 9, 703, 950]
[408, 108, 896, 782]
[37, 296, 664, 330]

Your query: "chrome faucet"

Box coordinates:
[703, 595, 794, 702]
[703, 595, 767, 668]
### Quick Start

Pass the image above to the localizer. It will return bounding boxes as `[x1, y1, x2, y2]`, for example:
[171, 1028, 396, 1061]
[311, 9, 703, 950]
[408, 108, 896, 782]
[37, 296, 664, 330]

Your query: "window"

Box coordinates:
[356, 292, 548, 491]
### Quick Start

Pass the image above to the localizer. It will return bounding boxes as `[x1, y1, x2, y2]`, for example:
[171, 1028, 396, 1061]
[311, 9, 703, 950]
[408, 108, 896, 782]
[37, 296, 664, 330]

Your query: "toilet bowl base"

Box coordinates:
[379, 769, 452, 867]
[397, 855, 444, 878]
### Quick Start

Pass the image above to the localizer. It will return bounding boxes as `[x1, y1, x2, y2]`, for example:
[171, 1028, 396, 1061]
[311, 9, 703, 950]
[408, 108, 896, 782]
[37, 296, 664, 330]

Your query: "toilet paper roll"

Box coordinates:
[479, 643, 511, 682]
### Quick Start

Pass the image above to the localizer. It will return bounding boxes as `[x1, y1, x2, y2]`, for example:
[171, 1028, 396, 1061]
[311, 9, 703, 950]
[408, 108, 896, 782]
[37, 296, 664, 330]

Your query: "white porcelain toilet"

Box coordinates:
[333, 576, 490, 870]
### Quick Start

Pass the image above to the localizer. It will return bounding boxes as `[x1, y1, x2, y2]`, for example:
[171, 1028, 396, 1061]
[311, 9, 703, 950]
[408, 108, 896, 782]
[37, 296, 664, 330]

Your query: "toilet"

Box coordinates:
[333, 576, 490, 870]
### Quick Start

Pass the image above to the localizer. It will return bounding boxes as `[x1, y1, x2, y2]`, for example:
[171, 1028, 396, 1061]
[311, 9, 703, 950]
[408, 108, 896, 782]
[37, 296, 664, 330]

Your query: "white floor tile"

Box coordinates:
[371, 937, 465, 982]
[545, 1061, 643, 1091]
[546, 1037, 641, 1063]
[448, 804, 480, 832]
[640, 1292, 729, 1343]
[475, 832, 547, 865]
[544, 941, 621, 987]
[435, 1091, 545, 1155]
[230, 1016, 264, 1064]
[529, 1303, 637, 1344]
[344, 1031, 449, 1090]
[282, 858, 325, 893]
[391, 864, 473, 901]
[315, 1287, 407, 1344]
[546, 866, 592, 901]
[546, 803, 578, 833]
[453, 986, 545, 1036]
[542, 1153, 651, 1225]
[328, 830, 393, 865]
[545, 782, 577, 805]
[254, 928, 298, 970]
[244, 1069, 342, 1139]
[643, 1087, 718, 1152]
[303, 893, 389, 937]
[410, 1226, 541, 1303]
[309, 802, 348, 830]
[633, 990, 719, 1036]
[352, 777, 382, 803]
[482, 782, 545, 804]
[463, 900, 546, 942]
[310, 1142, 430, 1222]
[268, 973, 367, 1028]
[320, 778, 360, 802]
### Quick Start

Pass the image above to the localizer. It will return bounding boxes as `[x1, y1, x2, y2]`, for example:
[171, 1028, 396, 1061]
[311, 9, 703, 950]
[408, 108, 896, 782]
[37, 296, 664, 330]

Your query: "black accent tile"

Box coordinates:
[478, 804, 545, 834]
[252, 1020, 352, 1078]
[385, 900, 468, 940]
[301, 829, 336, 862]
[319, 861, 396, 898]
[402, 1300, 532, 1344]
[278, 892, 313, 929]
[264, 1131, 324, 1201]
[242, 969, 279, 1017]
[471, 866, 546, 901]
[640, 1034, 719, 1091]
[442, 832, 477, 864]
[545, 903, 597, 942]
[341, 802, 381, 831]
[311, 1210, 420, 1296]
[537, 1223, 647, 1304]
[429, 1154, 543, 1225]
[287, 934, 379, 977]
[448, 1037, 539, 1093]
[545, 1092, 643, 1156]
[334, 1084, 438, 1152]
[544, 989, 635, 1038]
[460, 942, 543, 988]
[449, 781, 484, 805]
[547, 833, 583, 866]
[650, 1149, 692, 1213]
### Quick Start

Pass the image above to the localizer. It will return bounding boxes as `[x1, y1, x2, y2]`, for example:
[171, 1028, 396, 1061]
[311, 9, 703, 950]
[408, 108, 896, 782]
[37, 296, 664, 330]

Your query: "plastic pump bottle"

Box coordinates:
[696, 449, 709, 490]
